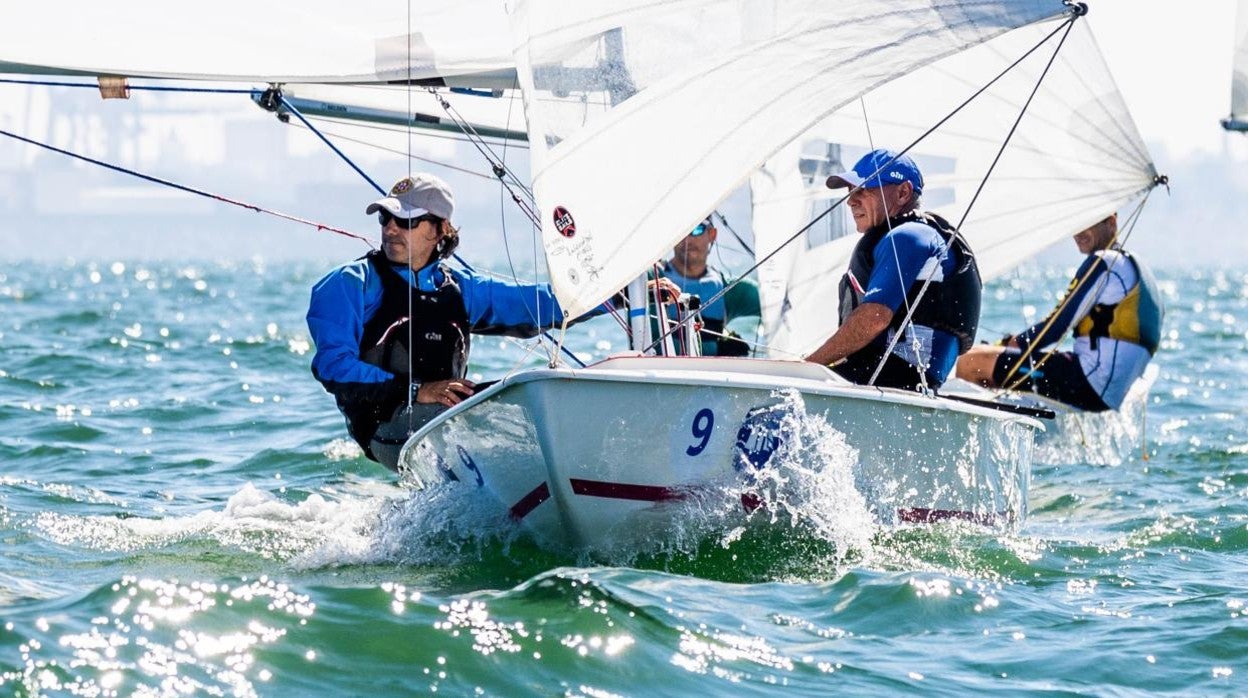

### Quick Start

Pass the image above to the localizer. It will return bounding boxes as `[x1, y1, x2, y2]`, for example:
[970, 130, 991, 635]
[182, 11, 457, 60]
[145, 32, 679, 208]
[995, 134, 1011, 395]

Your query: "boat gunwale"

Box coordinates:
[400, 356, 1045, 458]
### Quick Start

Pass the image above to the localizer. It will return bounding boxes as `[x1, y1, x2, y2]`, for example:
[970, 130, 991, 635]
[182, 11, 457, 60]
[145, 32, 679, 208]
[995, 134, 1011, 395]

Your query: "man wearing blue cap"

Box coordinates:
[307, 173, 633, 470]
[655, 216, 761, 356]
[955, 213, 1163, 411]
[804, 149, 981, 391]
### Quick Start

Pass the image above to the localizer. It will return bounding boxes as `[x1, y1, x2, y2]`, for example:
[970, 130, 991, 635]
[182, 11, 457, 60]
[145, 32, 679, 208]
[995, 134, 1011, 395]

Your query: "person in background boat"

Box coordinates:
[803, 148, 981, 391]
[655, 216, 761, 356]
[306, 173, 670, 471]
[954, 214, 1163, 411]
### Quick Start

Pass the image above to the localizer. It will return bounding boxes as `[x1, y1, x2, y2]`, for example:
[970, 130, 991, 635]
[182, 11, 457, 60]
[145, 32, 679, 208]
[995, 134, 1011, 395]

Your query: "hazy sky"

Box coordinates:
[1, 0, 1244, 267]
[1090, 0, 1244, 158]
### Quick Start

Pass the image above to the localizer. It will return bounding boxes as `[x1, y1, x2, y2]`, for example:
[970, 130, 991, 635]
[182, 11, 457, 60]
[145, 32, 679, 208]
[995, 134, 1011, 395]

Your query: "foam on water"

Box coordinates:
[6, 262, 1248, 693]
[1033, 382, 1152, 466]
[607, 390, 878, 579]
[28, 483, 393, 568]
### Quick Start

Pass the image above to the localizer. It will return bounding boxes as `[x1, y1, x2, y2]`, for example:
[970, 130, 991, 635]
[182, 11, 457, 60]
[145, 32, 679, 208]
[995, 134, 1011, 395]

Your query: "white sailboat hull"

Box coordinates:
[397, 357, 1040, 552]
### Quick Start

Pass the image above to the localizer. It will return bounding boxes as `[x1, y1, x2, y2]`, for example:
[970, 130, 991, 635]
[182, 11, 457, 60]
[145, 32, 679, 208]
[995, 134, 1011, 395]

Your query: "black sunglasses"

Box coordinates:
[378, 210, 441, 230]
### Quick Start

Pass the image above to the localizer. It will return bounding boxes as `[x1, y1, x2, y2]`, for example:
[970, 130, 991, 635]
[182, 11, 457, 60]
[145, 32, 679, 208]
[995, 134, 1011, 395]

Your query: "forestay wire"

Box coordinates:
[640, 8, 1084, 358]
[996, 185, 1158, 395]
[870, 11, 1082, 389]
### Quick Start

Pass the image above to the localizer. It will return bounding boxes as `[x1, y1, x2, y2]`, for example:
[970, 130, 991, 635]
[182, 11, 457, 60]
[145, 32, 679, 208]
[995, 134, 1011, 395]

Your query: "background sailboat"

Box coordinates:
[1224, 0, 1248, 131]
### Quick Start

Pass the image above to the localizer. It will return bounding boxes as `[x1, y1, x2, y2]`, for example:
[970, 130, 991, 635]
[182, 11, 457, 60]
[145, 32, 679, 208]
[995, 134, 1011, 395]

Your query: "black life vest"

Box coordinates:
[837, 211, 982, 368]
[359, 250, 469, 385]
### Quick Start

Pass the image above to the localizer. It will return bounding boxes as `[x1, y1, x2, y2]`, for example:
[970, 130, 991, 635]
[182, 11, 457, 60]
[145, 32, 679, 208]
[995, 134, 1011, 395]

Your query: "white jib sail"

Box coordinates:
[751, 18, 1158, 359]
[1230, 0, 1248, 127]
[0, 1, 514, 86]
[508, 0, 1074, 319]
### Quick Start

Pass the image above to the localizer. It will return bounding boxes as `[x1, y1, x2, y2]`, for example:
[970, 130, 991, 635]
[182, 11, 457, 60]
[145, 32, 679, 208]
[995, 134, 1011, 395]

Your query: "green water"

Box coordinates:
[1, 261, 1245, 695]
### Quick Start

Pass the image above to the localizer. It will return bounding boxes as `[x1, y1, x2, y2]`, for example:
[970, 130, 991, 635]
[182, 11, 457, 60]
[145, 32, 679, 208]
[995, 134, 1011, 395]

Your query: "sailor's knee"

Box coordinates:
[956, 346, 1002, 386]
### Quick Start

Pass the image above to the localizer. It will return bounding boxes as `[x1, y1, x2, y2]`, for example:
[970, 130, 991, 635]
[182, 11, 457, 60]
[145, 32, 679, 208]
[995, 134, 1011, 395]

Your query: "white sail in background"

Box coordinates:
[1226, 0, 1248, 131]
[0, 1, 515, 86]
[752, 19, 1158, 359]
[508, 0, 1073, 319]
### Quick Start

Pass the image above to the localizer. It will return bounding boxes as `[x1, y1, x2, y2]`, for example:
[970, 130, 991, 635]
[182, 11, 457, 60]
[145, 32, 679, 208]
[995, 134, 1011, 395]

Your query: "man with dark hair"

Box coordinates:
[956, 214, 1162, 411]
[307, 173, 595, 469]
[656, 216, 761, 356]
[804, 148, 981, 391]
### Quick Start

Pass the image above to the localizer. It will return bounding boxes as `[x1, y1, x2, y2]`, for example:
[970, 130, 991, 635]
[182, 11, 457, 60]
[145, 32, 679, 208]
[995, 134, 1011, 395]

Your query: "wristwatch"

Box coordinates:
[409, 379, 422, 403]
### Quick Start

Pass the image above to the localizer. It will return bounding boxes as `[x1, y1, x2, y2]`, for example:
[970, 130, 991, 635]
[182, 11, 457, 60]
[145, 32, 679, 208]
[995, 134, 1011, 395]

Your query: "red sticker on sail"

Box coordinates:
[553, 206, 576, 238]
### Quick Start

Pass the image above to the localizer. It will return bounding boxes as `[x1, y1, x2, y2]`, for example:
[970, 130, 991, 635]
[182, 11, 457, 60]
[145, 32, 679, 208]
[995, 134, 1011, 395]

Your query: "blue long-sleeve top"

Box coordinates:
[859, 222, 960, 382]
[1015, 254, 1107, 351]
[307, 257, 585, 388]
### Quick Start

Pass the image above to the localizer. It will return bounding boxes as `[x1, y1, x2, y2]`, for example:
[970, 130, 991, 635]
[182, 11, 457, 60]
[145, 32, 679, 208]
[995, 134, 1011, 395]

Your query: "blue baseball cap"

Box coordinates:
[825, 148, 924, 195]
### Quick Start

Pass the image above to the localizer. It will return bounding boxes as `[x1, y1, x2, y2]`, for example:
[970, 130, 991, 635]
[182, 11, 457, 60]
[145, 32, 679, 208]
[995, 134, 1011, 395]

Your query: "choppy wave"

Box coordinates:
[2, 262, 1247, 694]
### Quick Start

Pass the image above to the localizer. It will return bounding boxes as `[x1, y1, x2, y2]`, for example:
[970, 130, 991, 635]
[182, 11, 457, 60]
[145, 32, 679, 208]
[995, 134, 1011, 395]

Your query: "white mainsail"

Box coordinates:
[751, 19, 1158, 358]
[0, 1, 515, 86]
[1225, 0, 1248, 131]
[508, 0, 1074, 319]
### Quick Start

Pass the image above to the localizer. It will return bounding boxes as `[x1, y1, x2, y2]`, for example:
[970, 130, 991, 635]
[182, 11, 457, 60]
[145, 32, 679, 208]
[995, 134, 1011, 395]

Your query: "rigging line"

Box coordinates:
[436, 89, 534, 201]
[871, 15, 1082, 389]
[500, 336, 549, 382]
[711, 211, 755, 257]
[425, 87, 538, 213]
[998, 188, 1153, 394]
[492, 74, 551, 364]
[0, 78, 254, 94]
[287, 121, 498, 180]
[998, 189, 1152, 393]
[859, 96, 928, 391]
[1012, 265, 1030, 336]
[425, 91, 538, 217]
[639, 16, 1077, 357]
[640, 191, 847, 356]
[277, 89, 491, 274]
[277, 93, 384, 195]
[0, 126, 373, 245]
[993, 186, 1148, 382]
[497, 175, 558, 365]
[405, 0, 415, 420]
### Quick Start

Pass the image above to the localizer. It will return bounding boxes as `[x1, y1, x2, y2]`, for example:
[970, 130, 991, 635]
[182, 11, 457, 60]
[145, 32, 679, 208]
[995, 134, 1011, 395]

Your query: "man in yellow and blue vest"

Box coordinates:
[956, 213, 1163, 411]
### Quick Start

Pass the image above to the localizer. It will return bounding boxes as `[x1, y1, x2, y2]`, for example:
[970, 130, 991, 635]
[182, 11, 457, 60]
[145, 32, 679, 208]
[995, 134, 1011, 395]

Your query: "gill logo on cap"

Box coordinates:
[889, 171, 903, 180]
[392, 178, 414, 195]
[553, 206, 576, 238]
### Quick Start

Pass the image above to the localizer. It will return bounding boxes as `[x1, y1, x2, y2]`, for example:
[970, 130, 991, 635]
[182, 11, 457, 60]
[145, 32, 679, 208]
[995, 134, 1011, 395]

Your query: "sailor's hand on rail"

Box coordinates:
[648, 278, 681, 303]
[417, 378, 477, 407]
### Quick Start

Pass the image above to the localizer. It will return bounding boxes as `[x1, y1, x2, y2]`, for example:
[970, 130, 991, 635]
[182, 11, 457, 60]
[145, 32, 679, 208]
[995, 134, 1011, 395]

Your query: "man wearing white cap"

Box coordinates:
[307, 173, 614, 470]
[804, 149, 981, 391]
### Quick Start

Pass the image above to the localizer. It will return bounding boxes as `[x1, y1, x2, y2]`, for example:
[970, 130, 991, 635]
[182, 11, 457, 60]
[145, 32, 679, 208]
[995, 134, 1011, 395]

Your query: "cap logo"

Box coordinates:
[553, 206, 576, 238]
[889, 171, 903, 180]
[391, 178, 414, 195]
